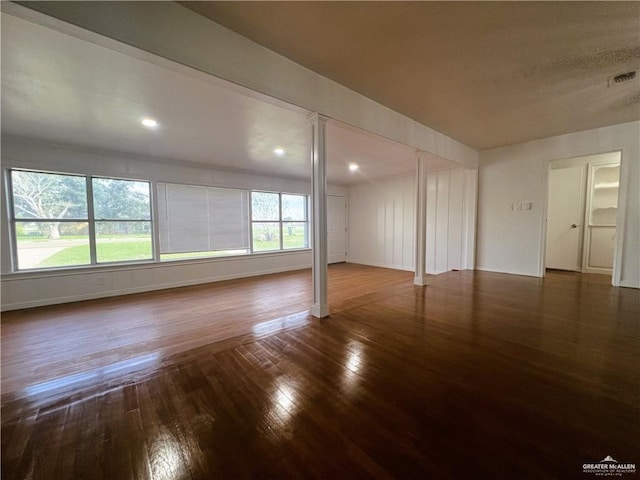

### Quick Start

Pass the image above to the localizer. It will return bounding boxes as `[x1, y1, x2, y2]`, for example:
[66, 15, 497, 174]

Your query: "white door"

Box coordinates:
[327, 195, 346, 263]
[545, 165, 586, 271]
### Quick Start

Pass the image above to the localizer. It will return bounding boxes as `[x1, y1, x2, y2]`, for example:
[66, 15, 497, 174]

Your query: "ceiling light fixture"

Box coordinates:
[274, 148, 285, 156]
[141, 117, 159, 129]
[349, 163, 359, 172]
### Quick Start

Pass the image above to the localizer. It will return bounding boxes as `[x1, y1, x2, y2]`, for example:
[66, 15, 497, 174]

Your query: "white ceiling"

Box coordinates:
[184, 1, 640, 150]
[1, 13, 454, 185]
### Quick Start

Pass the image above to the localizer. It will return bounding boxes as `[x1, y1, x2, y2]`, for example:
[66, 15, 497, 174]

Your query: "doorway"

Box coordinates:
[545, 152, 621, 275]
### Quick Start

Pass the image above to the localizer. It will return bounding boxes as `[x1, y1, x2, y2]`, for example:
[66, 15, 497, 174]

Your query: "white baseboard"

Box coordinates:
[474, 265, 542, 278]
[346, 259, 414, 272]
[1, 264, 310, 312]
[619, 279, 640, 289]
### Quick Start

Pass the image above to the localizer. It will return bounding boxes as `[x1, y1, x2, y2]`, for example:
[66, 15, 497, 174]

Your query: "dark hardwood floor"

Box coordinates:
[2, 264, 639, 479]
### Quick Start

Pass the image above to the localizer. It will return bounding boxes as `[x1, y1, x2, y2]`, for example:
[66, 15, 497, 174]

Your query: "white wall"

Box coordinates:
[348, 174, 415, 271]
[347, 168, 476, 273]
[477, 121, 639, 288]
[0, 136, 347, 310]
[1, 251, 313, 312]
[426, 168, 477, 274]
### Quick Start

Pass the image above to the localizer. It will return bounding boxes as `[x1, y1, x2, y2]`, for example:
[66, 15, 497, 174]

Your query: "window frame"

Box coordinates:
[7, 168, 154, 271]
[5, 168, 311, 273]
[250, 190, 309, 253]
[91, 176, 154, 264]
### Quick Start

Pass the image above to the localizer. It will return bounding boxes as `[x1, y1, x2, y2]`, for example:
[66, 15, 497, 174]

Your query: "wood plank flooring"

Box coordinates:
[2, 264, 639, 479]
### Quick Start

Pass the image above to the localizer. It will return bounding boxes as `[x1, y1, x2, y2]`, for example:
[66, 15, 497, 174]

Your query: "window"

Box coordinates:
[251, 192, 309, 252]
[9, 169, 151, 270]
[251, 192, 281, 252]
[92, 178, 152, 263]
[8, 169, 308, 271]
[281, 194, 309, 250]
[157, 183, 250, 260]
[11, 170, 90, 269]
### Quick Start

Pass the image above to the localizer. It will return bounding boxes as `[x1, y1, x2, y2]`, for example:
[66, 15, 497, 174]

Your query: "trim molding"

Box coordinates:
[1, 263, 311, 312]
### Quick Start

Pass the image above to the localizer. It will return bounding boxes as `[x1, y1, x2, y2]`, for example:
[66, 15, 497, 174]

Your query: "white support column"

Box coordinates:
[414, 151, 428, 286]
[308, 113, 330, 318]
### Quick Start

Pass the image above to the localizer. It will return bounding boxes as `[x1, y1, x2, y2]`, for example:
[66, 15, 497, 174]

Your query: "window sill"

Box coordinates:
[1, 249, 312, 280]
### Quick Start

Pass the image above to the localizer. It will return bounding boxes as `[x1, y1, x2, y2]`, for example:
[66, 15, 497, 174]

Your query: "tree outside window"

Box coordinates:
[10, 170, 151, 270]
[8, 170, 308, 270]
[12, 170, 88, 241]
[92, 178, 152, 263]
[281, 194, 308, 250]
[251, 192, 308, 251]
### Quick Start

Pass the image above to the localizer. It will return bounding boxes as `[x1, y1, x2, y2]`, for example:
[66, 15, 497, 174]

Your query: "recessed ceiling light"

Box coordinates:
[349, 163, 359, 172]
[141, 117, 159, 129]
[274, 148, 285, 156]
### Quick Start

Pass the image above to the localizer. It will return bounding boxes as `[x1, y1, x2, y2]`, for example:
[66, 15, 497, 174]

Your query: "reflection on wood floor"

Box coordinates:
[2, 264, 639, 478]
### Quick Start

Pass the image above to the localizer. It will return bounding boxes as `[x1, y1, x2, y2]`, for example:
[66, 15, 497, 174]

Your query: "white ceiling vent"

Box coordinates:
[608, 71, 636, 87]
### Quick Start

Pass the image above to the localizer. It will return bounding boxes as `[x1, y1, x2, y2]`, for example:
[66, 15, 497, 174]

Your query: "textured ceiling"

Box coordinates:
[182, 1, 640, 150]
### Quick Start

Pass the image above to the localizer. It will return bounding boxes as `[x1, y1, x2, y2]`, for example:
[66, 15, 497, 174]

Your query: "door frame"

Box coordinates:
[539, 150, 625, 286]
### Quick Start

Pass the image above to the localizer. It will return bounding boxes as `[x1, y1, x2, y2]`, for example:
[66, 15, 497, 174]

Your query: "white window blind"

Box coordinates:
[157, 183, 250, 254]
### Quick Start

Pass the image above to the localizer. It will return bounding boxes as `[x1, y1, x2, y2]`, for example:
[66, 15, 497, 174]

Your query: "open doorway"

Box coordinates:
[545, 152, 621, 276]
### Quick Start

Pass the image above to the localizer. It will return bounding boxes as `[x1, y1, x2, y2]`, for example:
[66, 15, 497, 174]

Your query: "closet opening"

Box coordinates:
[544, 151, 621, 277]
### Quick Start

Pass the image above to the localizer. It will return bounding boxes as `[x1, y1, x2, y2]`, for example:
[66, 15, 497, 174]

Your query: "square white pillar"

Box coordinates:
[308, 113, 330, 317]
[414, 152, 428, 286]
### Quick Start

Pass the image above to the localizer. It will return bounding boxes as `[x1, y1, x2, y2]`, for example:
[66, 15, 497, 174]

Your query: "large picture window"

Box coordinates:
[9, 169, 152, 270]
[251, 191, 309, 252]
[8, 170, 308, 271]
